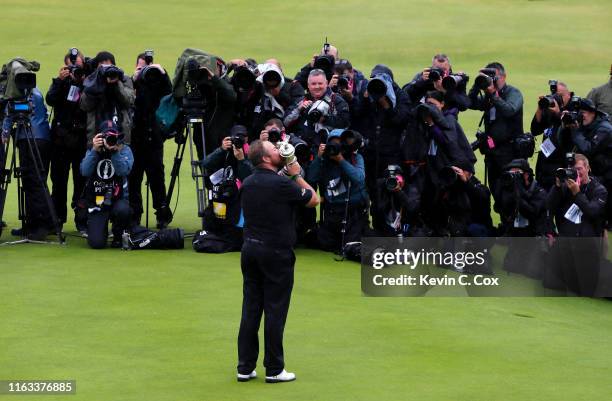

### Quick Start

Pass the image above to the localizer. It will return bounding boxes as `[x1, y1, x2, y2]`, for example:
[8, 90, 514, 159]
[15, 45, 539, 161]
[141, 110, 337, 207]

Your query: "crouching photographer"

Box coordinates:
[306, 129, 369, 252]
[80, 121, 133, 249]
[192, 125, 253, 252]
[545, 154, 608, 296]
[494, 159, 548, 277]
[80, 51, 135, 145]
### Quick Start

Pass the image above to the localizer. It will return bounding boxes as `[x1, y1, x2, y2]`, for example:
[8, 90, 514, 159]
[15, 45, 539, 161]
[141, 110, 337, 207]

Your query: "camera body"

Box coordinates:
[335, 74, 350, 92]
[307, 100, 330, 124]
[442, 73, 468, 91]
[101, 131, 120, 147]
[428, 67, 445, 82]
[367, 76, 387, 102]
[230, 134, 245, 149]
[267, 128, 282, 144]
[144, 49, 154, 65]
[501, 170, 523, 187]
[383, 165, 404, 192]
[100, 64, 124, 81]
[555, 167, 578, 182]
[474, 68, 498, 90]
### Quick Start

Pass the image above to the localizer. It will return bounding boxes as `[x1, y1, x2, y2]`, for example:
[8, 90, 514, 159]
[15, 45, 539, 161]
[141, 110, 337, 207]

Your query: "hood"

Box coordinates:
[370, 64, 394, 81]
[256, 63, 285, 91]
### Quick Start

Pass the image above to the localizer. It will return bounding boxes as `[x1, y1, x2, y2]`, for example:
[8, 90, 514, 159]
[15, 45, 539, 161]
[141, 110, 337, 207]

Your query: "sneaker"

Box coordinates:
[236, 370, 257, 382]
[80, 230, 88, 238]
[265, 369, 296, 383]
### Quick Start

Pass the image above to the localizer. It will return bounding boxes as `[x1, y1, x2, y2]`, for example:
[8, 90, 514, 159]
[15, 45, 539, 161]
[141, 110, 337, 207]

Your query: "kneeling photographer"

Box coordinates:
[80, 51, 135, 145]
[545, 154, 608, 295]
[306, 129, 369, 252]
[130, 52, 173, 228]
[80, 120, 133, 249]
[530, 80, 574, 191]
[193, 125, 253, 252]
[494, 159, 548, 278]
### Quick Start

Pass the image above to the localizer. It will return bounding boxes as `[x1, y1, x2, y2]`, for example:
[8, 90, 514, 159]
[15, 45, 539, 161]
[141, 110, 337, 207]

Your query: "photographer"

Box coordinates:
[545, 154, 607, 295]
[306, 129, 369, 251]
[46, 49, 89, 232]
[403, 54, 470, 113]
[493, 159, 547, 277]
[130, 53, 172, 228]
[80, 120, 133, 248]
[566, 98, 612, 226]
[80, 51, 135, 145]
[193, 125, 253, 251]
[357, 65, 411, 212]
[413, 91, 478, 235]
[283, 69, 350, 149]
[469, 62, 524, 197]
[250, 62, 303, 140]
[293, 43, 338, 88]
[493, 159, 547, 236]
[530, 81, 574, 191]
[328, 59, 368, 127]
[1, 62, 52, 240]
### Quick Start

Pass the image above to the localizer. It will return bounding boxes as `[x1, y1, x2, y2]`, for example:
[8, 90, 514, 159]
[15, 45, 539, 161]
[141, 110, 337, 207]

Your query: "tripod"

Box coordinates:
[0, 101, 64, 245]
[164, 109, 209, 230]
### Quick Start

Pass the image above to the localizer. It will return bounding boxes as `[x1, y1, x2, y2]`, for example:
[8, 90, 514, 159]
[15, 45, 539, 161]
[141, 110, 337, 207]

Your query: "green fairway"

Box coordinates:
[2, 1, 612, 400]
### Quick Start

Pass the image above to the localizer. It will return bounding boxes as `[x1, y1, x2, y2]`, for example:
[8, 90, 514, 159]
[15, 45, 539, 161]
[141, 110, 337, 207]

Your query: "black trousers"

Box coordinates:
[17, 139, 52, 232]
[50, 143, 86, 225]
[128, 142, 167, 223]
[238, 241, 295, 376]
[86, 199, 131, 249]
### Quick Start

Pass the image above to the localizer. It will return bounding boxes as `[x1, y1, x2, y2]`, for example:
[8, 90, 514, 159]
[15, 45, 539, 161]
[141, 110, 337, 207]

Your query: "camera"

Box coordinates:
[140, 65, 164, 83]
[336, 74, 350, 91]
[307, 100, 330, 124]
[428, 67, 445, 82]
[324, 141, 342, 158]
[565, 152, 576, 167]
[340, 129, 363, 153]
[231, 65, 257, 92]
[186, 58, 210, 85]
[102, 131, 119, 147]
[470, 130, 488, 152]
[442, 73, 468, 91]
[314, 55, 335, 80]
[562, 111, 581, 125]
[555, 167, 578, 182]
[267, 128, 282, 144]
[474, 68, 498, 90]
[501, 171, 522, 187]
[383, 165, 404, 191]
[230, 134, 245, 149]
[538, 94, 563, 110]
[289, 136, 311, 163]
[367, 77, 387, 102]
[549, 79, 558, 94]
[144, 49, 154, 65]
[101, 64, 124, 81]
[7, 100, 32, 115]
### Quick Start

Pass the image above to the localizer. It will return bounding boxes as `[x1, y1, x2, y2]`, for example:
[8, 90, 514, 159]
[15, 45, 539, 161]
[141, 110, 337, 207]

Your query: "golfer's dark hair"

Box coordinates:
[248, 140, 267, 166]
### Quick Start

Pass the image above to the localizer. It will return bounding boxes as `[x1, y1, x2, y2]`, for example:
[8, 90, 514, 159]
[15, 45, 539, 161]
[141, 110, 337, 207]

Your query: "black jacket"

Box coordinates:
[546, 176, 607, 237]
[469, 84, 524, 160]
[494, 176, 547, 235]
[531, 109, 574, 189]
[45, 77, 87, 149]
[283, 89, 350, 148]
[132, 72, 172, 148]
[571, 116, 612, 182]
[357, 82, 411, 160]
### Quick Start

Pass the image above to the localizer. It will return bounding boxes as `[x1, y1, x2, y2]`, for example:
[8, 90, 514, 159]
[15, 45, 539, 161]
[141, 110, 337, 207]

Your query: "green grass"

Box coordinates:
[2, 1, 612, 400]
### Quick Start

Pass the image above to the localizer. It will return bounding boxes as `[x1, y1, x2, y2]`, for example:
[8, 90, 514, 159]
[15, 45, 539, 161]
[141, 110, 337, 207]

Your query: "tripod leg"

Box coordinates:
[145, 180, 150, 229]
[164, 136, 186, 224]
[187, 119, 208, 228]
[21, 125, 64, 242]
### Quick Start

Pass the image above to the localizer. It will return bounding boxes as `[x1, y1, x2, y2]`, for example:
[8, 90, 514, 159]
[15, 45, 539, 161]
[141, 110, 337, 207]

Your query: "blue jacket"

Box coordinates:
[80, 145, 134, 200]
[307, 152, 368, 205]
[2, 88, 50, 141]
